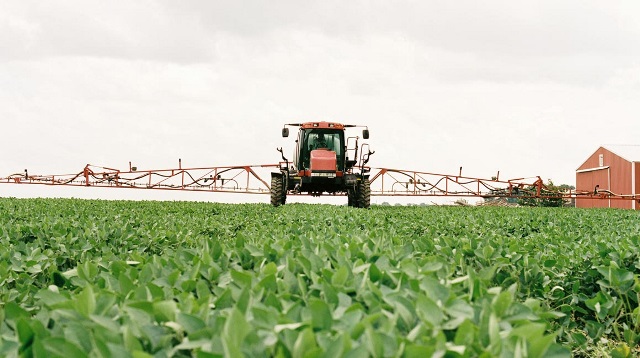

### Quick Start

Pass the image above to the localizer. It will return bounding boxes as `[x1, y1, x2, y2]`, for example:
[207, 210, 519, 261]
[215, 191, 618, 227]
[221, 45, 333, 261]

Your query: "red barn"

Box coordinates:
[576, 146, 640, 209]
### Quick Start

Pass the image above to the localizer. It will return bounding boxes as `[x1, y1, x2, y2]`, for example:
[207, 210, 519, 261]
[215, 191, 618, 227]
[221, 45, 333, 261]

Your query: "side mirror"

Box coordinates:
[282, 127, 289, 137]
[362, 129, 370, 139]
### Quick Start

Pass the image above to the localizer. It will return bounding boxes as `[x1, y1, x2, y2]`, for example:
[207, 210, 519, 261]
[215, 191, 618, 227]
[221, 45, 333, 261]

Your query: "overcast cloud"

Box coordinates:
[1, 1, 639, 203]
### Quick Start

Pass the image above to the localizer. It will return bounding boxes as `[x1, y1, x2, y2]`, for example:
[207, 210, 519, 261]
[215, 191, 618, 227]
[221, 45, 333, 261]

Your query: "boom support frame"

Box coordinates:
[2, 163, 638, 203]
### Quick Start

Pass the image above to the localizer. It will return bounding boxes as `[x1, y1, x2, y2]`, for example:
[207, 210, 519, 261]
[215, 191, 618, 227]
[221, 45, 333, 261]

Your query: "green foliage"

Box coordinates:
[518, 180, 575, 207]
[0, 198, 638, 356]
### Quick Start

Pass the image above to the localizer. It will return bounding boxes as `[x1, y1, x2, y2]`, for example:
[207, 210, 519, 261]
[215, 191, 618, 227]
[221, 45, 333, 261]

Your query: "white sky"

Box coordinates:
[1, 1, 639, 204]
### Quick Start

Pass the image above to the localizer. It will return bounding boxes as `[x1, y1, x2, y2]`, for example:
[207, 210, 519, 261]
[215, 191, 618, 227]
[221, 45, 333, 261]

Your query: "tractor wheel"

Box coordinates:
[356, 178, 371, 208]
[270, 175, 286, 207]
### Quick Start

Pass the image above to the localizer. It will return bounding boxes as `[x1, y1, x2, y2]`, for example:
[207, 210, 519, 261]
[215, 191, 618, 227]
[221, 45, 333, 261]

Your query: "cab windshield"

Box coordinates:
[299, 129, 344, 170]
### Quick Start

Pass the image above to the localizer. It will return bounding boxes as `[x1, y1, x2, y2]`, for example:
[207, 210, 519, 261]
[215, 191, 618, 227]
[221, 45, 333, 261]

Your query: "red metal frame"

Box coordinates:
[369, 168, 545, 197]
[2, 163, 638, 202]
[2, 162, 278, 195]
[367, 167, 639, 202]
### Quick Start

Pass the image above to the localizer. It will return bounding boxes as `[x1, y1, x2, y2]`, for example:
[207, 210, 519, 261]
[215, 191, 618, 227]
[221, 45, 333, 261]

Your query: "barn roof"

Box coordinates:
[604, 145, 640, 162]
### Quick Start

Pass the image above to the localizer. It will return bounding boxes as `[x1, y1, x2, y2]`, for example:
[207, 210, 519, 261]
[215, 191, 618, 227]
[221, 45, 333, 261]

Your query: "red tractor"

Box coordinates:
[271, 122, 374, 208]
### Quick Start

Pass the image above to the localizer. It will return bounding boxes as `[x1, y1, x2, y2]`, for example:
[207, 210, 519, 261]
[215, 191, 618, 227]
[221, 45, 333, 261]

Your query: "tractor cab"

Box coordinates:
[274, 121, 373, 208]
[296, 128, 344, 172]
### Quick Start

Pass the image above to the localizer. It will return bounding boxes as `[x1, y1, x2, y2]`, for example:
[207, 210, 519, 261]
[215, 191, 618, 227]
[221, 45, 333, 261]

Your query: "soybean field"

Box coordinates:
[0, 198, 639, 357]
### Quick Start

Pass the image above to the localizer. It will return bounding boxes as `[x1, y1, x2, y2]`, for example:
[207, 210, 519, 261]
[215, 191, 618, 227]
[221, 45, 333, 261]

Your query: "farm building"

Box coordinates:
[576, 146, 640, 209]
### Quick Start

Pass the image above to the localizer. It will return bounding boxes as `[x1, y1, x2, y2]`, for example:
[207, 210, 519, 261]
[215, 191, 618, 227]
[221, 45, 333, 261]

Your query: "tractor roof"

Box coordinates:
[300, 122, 345, 130]
[286, 121, 363, 130]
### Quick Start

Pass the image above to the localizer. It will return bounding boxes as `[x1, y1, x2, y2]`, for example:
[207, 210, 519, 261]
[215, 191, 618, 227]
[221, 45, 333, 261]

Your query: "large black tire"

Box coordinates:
[270, 175, 286, 207]
[356, 178, 371, 208]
